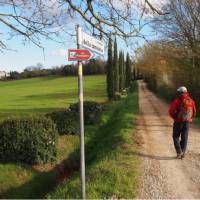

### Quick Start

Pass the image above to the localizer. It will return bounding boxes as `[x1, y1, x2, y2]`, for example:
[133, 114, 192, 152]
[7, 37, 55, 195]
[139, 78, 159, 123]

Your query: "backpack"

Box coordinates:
[178, 97, 193, 121]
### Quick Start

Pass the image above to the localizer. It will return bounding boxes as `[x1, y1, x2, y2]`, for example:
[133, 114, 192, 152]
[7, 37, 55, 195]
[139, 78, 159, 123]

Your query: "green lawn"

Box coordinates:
[0, 135, 79, 199]
[0, 77, 140, 199]
[0, 75, 106, 198]
[0, 75, 106, 119]
[47, 83, 140, 199]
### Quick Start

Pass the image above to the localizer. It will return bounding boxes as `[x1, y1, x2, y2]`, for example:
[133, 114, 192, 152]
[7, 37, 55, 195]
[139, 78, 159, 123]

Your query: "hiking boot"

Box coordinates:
[176, 154, 182, 159]
[181, 153, 185, 159]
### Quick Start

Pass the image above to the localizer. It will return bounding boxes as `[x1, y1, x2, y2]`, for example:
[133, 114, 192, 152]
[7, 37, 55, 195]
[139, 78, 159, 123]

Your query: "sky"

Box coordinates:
[0, 23, 135, 73]
[0, 0, 165, 72]
[0, 31, 76, 72]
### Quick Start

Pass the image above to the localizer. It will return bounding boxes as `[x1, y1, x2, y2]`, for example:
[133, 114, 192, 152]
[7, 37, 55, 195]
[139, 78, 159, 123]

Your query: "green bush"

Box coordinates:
[156, 85, 176, 102]
[69, 101, 104, 125]
[0, 116, 58, 164]
[129, 81, 137, 93]
[122, 89, 128, 95]
[46, 110, 78, 135]
[114, 92, 122, 101]
[146, 77, 157, 92]
[46, 101, 104, 135]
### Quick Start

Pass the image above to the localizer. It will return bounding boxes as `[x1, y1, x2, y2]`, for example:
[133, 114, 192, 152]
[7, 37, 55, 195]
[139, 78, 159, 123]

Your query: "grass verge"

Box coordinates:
[0, 135, 79, 199]
[194, 117, 200, 125]
[0, 75, 106, 120]
[47, 83, 140, 199]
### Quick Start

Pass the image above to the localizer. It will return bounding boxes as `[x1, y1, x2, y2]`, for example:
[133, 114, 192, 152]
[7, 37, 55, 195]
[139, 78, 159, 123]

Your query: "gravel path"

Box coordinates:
[137, 81, 200, 199]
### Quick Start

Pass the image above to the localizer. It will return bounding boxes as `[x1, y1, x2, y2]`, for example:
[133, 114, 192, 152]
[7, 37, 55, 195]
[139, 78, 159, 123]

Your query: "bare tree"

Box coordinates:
[0, 0, 166, 51]
[152, 0, 200, 68]
[0, 0, 70, 51]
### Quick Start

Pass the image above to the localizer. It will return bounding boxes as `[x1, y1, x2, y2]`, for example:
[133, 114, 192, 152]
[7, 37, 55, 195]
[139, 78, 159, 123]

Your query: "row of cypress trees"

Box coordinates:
[106, 36, 132, 101]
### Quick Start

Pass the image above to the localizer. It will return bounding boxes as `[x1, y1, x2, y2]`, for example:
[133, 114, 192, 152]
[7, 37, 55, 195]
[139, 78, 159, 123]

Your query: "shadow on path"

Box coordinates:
[137, 152, 176, 160]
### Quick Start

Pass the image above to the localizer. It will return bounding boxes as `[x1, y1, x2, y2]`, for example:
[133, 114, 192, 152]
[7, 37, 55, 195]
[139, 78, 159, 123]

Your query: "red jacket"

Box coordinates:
[169, 92, 196, 122]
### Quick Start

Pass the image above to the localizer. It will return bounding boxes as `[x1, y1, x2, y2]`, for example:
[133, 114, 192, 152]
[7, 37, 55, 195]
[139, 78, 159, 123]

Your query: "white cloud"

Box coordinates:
[131, 0, 169, 18]
[97, 0, 168, 18]
[50, 49, 66, 57]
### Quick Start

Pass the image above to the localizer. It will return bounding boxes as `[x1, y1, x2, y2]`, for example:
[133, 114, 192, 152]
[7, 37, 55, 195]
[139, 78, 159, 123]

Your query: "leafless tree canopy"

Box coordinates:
[0, 0, 166, 51]
[0, 0, 69, 51]
[152, 0, 200, 64]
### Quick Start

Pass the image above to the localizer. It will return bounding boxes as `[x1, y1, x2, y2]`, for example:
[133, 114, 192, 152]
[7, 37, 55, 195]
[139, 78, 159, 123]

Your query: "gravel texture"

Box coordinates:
[137, 81, 200, 199]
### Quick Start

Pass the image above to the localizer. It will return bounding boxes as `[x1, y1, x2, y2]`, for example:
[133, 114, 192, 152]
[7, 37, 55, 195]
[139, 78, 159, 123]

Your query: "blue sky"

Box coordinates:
[0, 38, 75, 72]
[0, 1, 154, 73]
[0, 2, 77, 72]
[0, 26, 76, 72]
[0, 27, 143, 72]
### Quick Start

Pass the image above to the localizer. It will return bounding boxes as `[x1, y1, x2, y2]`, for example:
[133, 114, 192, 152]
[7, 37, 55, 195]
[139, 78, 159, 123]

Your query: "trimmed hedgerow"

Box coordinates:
[46, 110, 78, 135]
[46, 101, 105, 135]
[69, 101, 105, 125]
[0, 116, 58, 164]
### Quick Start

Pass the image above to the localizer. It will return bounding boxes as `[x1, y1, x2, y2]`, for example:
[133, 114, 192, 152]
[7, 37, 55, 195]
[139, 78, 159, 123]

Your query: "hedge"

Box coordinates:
[0, 116, 58, 164]
[47, 101, 105, 135]
[69, 101, 104, 125]
[46, 110, 78, 135]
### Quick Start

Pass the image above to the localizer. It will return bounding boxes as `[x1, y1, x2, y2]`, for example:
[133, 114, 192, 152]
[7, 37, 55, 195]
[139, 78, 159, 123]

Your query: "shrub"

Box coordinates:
[69, 101, 104, 125]
[46, 110, 78, 135]
[46, 101, 104, 135]
[129, 81, 137, 93]
[122, 89, 127, 95]
[114, 92, 122, 101]
[0, 116, 58, 164]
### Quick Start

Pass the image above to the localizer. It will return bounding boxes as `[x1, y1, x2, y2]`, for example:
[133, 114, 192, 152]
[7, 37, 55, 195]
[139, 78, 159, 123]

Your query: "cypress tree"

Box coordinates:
[126, 52, 131, 87]
[106, 35, 114, 100]
[122, 51, 125, 89]
[137, 67, 140, 79]
[119, 51, 123, 92]
[133, 67, 136, 80]
[113, 37, 119, 92]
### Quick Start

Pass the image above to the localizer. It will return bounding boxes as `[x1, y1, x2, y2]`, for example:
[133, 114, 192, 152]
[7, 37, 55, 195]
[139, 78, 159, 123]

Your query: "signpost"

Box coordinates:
[79, 29, 104, 55]
[68, 49, 93, 61]
[68, 25, 104, 199]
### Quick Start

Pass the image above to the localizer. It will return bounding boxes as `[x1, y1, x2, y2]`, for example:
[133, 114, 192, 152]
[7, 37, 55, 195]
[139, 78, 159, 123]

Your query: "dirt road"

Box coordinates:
[137, 81, 200, 199]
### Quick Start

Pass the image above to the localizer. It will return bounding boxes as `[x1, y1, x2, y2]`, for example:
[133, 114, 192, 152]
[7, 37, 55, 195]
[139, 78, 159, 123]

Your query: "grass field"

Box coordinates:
[0, 76, 140, 198]
[0, 135, 79, 199]
[0, 75, 106, 198]
[0, 75, 106, 119]
[47, 83, 140, 199]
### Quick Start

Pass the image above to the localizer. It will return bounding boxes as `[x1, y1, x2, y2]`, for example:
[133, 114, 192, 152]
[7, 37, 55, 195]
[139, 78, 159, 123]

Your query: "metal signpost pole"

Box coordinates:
[76, 25, 86, 199]
[68, 25, 103, 199]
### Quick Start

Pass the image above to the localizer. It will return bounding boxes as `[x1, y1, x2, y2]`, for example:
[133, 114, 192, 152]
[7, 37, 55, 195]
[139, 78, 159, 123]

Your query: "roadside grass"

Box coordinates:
[0, 135, 79, 199]
[47, 83, 140, 199]
[194, 117, 200, 125]
[0, 165, 56, 199]
[0, 75, 106, 120]
[0, 77, 140, 199]
[0, 75, 105, 198]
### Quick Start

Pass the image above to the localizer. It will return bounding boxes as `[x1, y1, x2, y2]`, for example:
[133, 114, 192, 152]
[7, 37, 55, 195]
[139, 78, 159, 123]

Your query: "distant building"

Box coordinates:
[0, 71, 10, 79]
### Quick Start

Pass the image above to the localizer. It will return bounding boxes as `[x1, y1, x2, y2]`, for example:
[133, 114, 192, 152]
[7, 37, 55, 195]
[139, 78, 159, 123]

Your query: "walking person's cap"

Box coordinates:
[177, 86, 187, 93]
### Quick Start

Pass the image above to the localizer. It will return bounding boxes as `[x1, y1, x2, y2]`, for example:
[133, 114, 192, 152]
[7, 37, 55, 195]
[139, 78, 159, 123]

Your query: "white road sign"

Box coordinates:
[77, 27, 104, 55]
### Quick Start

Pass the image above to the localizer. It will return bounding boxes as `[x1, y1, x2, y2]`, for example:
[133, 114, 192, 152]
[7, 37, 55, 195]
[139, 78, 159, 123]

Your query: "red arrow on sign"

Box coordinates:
[68, 49, 93, 61]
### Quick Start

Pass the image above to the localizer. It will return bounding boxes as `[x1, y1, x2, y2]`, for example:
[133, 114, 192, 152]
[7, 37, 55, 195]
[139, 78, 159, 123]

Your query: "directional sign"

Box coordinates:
[68, 49, 93, 61]
[78, 27, 104, 55]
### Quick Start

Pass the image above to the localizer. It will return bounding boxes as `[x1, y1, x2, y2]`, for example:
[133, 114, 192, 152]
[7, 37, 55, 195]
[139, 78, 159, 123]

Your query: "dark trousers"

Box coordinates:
[173, 122, 189, 154]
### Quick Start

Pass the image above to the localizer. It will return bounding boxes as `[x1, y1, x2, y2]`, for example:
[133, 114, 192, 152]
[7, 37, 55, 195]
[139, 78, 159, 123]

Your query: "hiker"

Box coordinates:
[169, 86, 196, 159]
